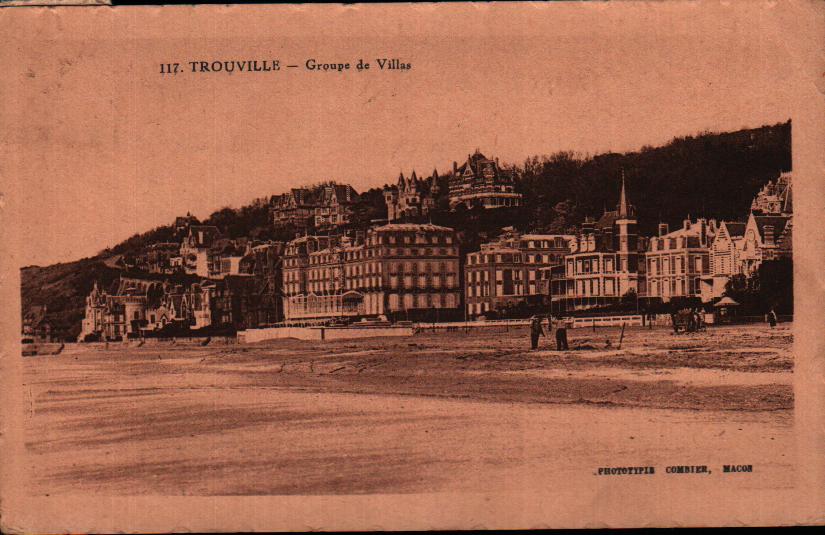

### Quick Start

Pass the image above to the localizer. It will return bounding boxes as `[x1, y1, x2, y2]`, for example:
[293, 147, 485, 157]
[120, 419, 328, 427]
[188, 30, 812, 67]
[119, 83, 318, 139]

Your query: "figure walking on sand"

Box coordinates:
[553, 315, 570, 351]
[529, 315, 546, 350]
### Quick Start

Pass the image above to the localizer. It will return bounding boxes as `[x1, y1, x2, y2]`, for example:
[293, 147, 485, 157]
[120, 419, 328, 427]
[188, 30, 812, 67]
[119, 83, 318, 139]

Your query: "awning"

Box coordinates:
[714, 296, 740, 307]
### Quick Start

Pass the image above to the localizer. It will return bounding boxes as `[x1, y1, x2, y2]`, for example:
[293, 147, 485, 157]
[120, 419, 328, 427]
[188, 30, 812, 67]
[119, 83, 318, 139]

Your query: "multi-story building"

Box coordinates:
[314, 184, 358, 230]
[645, 218, 717, 302]
[551, 176, 646, 310]
[270, 188, 318, 231]
[22, 305, 53, 343]
[270, 183, 359, 232]
[464, 228, 576, 317]
[739, 212, 793, 275]
[242, 241, 286, 326]
[205, 238, 249, 279]
[742, 172, 793, 273]
[383, 170, 440, 221]
[448, 150, 522, 210]
[751, 171, 792, 216]
[699, 220, 747, 302]
[79, 278, 158, 340]
[180, 225, 221, 277]
[282, 223, 460, 322]
[282, 235, 337, 318]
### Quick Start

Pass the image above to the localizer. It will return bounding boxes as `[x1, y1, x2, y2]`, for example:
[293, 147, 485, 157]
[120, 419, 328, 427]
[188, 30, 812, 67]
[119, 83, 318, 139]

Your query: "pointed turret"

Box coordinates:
[430, 168, 440, 194]
[410, 169, 419, 185]
[397, 171, 406, 190]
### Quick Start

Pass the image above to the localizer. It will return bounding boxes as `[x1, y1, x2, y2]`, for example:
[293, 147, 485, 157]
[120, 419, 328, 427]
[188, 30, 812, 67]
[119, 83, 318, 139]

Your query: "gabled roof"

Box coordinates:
[321, 184, 358, 204]
[596, 210, 620, 230]
[721, 221, 747, 238]
[454, 150, 506, 179]
[753, 215, 790, 241]
[290, 188, 313, 205]
[783, 182, 793, 214]
[659, 220, 715, 241]
[187, 225, 221, 247]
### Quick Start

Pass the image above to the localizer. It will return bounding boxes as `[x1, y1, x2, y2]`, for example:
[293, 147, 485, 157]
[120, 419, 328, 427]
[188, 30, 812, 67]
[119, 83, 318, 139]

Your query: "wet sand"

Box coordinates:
[23, 323, 793, 495]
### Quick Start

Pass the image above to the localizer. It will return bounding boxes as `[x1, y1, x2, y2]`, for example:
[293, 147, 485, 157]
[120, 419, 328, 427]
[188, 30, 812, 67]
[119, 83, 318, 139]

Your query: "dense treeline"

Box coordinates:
[514, 121, 790, 237]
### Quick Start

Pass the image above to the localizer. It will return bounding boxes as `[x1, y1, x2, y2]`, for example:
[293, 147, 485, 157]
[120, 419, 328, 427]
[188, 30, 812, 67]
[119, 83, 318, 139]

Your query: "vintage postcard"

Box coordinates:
[1, 1, 824, 531]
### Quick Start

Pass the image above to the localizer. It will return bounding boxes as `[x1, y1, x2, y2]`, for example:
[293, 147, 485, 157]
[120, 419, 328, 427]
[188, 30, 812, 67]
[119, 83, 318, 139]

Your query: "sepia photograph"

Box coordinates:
[1, 1, 823, 531]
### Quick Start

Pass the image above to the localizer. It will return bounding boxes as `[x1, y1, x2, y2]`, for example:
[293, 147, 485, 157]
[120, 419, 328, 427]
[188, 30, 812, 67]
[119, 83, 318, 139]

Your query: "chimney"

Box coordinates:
[658, 223, 669, 237]
[699, 218, 707, 246]
[453, 161, 457, 174]
[683, 219, 691, 231]
[763, 225, 775, 246]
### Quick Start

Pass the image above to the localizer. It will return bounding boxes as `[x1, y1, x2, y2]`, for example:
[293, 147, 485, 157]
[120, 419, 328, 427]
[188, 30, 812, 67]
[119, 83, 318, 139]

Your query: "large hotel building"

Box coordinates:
[282, 223, 461, 322]
[464, 228, 576, 317]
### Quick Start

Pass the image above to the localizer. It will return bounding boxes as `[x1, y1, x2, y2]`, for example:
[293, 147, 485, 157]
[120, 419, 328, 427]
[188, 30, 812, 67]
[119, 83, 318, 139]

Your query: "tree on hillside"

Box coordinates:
[758, 258, 793, 315]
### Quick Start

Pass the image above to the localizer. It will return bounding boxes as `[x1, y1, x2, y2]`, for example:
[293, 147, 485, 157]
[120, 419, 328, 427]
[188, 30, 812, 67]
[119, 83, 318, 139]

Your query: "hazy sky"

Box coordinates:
[2, 3, 801, 267]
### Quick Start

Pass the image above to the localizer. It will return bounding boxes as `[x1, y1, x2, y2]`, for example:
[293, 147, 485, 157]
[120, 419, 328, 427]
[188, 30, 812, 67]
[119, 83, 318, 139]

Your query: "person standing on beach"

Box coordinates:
[554, 315, 570, 351]
[529, 315, 546, 350]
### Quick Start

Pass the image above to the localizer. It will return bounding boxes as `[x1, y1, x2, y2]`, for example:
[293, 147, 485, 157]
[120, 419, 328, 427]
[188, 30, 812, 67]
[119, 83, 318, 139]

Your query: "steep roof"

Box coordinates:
[454, 150, 507, 180]
[722, 221, 747, 238]
[188, 225, 221, 248]
[753, 215, 790, 241]
[325, 184, 358, 204]
[659, 221, 713, 240]
[783, 182, 793, 214]
[596, 210, 620, 230]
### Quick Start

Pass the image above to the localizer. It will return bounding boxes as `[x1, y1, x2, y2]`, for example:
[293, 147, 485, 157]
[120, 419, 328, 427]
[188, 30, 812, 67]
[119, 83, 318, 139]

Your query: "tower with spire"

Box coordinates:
[611, 171, 640, 297]
[559, 169, 645, 311]
[614, 170, 638, 259]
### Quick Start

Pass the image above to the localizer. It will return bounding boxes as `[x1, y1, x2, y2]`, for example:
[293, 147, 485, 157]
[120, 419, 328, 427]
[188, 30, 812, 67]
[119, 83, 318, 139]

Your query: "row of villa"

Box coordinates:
[76, 156, 792, 340]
